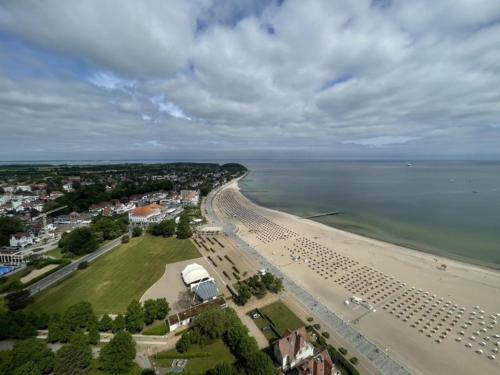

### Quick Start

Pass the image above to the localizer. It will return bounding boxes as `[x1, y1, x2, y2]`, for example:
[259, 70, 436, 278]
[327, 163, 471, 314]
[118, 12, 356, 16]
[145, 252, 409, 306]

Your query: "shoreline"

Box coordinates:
[238, 171, 500, 272]
[213, 176, 500, 375]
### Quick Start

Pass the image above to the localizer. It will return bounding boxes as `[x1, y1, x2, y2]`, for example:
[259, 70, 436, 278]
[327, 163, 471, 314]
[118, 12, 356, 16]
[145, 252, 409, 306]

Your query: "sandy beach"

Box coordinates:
[211, 179, 500, 375]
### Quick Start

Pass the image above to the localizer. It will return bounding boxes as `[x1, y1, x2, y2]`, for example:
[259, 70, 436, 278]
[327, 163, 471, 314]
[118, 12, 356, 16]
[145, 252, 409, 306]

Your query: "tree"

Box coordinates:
[176, 214, 192, 239]
[121, 234, 130, 244]
[98, 331, 136, 374]
[10, 338, 55, 374]
[125, 299, 144, 333]
[132, 227, 143, 237]
[87, 326, 100, 345]
[63, 302, 95, 331]
[0, 216, 24, 246]
[54, 337, 92, 375]
[99, 314, 113, 332]
[143, 300, 158, 326]
[241, 351, 275, 375]
[155, 298, 170, 320]
[235, 283, 252, 306]
[163, 220, 176, 237]
[112, 314, 125, 333]
[176, 332, 191, 353]
[6, 290, 33, 310]
[58, 228, 98, 256]
[37, 313, 50, 329]
[90, 217, 127, 240]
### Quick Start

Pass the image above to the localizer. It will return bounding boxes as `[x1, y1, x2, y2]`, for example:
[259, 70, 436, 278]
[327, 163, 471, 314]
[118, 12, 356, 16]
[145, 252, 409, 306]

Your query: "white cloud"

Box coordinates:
[0, 0, 500, 159]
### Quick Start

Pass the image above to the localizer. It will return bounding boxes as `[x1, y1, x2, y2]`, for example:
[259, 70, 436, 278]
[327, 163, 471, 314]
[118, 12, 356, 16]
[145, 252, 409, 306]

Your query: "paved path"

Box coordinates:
[205, 182, 411, 375]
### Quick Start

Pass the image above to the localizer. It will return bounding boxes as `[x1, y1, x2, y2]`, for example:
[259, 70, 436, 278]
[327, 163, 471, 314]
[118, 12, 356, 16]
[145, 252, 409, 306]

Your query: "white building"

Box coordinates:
[181, 263, 211, 286]
[180, 190, 200, 207]
[274, 327, 316, 371]
[128, 204, 165, 227]
[9, 232, 34, 248]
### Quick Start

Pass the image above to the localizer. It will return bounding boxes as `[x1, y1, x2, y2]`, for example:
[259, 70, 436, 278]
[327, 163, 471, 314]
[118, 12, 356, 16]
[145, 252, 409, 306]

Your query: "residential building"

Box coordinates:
[291, 350, 340, 375]
[9, 232, 34, 248]
[274, 327, 315, 371]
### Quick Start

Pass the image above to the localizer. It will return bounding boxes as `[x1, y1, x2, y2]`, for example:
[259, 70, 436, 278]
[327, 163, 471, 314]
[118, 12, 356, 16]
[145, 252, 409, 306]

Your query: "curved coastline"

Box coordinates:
[237, 171, 500, 271]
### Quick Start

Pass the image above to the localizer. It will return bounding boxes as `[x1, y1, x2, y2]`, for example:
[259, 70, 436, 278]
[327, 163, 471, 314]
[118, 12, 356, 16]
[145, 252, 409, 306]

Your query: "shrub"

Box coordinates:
[132, 227, 143, 237]
[321, 331, 330, 339]
[121, 234, 130, 244]
[307, 317, 314, 322]
[313, 323, 320, 330]
[350, 357, 359, 365]
[339, 347, 348, 355]
[5, 290, 33, 311]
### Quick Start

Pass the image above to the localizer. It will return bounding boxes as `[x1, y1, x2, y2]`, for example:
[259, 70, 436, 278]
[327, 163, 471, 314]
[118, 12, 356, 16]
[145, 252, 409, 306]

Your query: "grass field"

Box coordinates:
[154, 339, 234, 374]
[142, 321, 168, 335]
[28, 235, 201, 315]
[45, 247, 65, 259]
[260, 301, 304, 336]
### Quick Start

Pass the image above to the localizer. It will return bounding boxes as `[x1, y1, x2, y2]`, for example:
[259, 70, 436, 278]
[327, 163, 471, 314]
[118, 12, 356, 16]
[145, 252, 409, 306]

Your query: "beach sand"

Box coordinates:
[212, 180, 500, 375]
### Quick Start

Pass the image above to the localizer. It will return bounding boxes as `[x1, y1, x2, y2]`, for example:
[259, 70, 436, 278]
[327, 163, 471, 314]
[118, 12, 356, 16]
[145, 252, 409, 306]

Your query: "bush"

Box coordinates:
[321, 331, 330, 339]
[5, 290, 33, 310]
[121, 234, 130, 244]
[339, 347, 348, 355]
[350, 357, 359, 365]
[313, 323, 320, 330]
[132, 227, 143, 237]
[307, 317, 314, 322]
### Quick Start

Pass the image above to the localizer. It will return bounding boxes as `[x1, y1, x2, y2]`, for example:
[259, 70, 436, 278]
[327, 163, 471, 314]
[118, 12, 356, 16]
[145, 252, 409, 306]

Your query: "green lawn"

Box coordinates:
[154, 339, 234, 374]
[45, 247, 65, 259]
[142, 321, 168, 335]
[259, 302, 304, 336]
[28, 236, 201, 315]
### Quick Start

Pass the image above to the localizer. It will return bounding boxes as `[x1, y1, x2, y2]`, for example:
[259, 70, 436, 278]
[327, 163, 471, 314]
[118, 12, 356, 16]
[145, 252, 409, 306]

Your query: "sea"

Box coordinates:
[238, 160, 500, 269]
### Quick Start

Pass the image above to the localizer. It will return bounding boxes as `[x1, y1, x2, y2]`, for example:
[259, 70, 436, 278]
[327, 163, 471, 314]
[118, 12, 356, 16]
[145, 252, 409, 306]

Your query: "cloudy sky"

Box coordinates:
[1, 0, 500, 161]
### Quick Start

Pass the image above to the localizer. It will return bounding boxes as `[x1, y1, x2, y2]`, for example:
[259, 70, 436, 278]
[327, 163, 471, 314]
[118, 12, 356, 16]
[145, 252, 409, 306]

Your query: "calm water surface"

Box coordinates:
[239, 161, 500, 268]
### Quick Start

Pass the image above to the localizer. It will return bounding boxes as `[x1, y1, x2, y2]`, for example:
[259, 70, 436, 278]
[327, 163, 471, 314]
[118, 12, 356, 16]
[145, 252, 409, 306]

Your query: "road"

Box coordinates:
[204, 181, 411, 375]
[27, 236, 124, 296]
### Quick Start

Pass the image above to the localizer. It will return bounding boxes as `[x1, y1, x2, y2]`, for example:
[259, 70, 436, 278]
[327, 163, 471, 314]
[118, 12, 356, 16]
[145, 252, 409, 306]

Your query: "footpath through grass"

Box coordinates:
[28, 235, 201, 315]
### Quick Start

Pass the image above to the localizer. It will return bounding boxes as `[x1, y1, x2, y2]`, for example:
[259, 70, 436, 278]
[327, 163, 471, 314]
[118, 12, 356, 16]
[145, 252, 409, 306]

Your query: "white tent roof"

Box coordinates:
[182, 263, 210, 285]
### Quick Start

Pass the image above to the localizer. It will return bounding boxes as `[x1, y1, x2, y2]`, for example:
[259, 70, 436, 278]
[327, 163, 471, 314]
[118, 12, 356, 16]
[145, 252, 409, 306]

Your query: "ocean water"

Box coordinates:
[239, 160, 500, 268]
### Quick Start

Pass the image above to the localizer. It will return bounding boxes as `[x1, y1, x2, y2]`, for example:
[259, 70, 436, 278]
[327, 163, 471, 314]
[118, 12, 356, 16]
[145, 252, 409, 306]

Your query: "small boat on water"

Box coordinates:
[406, 163, 413, 166]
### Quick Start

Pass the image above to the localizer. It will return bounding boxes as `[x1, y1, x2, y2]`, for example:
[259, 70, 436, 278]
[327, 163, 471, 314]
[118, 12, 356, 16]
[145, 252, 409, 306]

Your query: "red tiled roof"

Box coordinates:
[277, 327, 310, 363]
[295, 350, 336, 375]
[131, 203, 162, 217]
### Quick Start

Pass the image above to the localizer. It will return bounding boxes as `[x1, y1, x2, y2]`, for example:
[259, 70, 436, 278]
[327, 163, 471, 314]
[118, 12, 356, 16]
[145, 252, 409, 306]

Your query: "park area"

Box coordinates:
[28, 235, 201, 315]
[154, 340, 234, 374]
[250, 301, 305, 344]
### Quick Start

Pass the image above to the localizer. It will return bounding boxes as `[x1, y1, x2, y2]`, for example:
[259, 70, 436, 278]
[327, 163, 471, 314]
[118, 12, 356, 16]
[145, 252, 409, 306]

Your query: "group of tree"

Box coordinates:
[235, 272, 284, 305]
[176, 212, 192, 239]
[97, 298, 169, 335]
[0, 338, 55, 375]
[90, 215, 128, 241]
[47, 302, 99, 345]
[148, 219, 176, 237]
[132, 226, 143, 237]
[58, 215, 128, 256]
[0, 309, 49, 340]
[176, 308, 275, 375]
[0, 216, 24, 246]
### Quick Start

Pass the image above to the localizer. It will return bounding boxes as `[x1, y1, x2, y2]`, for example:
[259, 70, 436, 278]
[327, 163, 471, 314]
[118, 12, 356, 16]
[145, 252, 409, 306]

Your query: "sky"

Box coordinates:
[0, 0, 500, 161]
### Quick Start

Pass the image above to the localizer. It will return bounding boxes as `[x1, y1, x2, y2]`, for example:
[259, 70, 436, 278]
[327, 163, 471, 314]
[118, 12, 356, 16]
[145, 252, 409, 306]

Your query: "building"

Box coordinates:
[9, 232, 34, 248]
[0, 248, 33, 265]
[192, 279, 219, 302]
[181, 263, 211, 286]
[196, 226, 222, 235]
[167, 296, 227, 332]
[275, 327, 315, 371]
[128, 203, 165, 227]
[291, 350, 340, 375]
[180, 190, 200, 207]
[274, 327, 339, 375]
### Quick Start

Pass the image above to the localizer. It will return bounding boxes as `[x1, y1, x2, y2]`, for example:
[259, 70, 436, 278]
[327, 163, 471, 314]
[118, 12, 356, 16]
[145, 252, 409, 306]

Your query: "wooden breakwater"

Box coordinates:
[303, 211, 340, 219]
